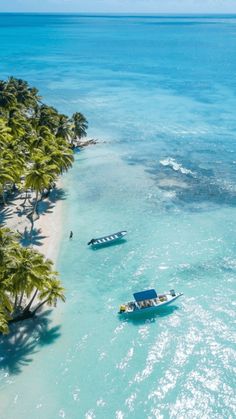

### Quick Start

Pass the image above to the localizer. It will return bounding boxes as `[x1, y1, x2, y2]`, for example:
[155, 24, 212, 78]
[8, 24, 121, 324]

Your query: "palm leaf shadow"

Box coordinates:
[0, 311, 61, 375]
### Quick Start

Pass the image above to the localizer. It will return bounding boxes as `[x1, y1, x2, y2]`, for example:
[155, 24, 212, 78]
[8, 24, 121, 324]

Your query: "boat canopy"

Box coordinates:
[133, 289, 157, 302]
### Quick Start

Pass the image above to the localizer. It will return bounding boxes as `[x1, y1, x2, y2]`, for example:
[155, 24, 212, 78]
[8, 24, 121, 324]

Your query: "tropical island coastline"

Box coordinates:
[0, 12, 235, 419]
[0, 77, 88, 333]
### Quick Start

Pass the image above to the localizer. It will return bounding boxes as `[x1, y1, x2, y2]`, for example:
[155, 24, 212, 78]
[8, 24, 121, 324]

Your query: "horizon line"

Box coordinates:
[1, 11, 236, 16]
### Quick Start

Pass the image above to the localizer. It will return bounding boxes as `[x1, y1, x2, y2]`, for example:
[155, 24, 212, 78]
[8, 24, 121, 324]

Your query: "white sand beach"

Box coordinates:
[1, 181, 64, 263]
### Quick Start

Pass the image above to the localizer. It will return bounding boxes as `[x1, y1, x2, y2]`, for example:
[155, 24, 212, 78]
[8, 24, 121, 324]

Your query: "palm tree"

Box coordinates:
[0, 118, 12, 150]
[0, 264, 14, 315]
[0, 149, 24, 205]
[38, 104, 60, 133]
[32, 278, 65, 315]
[56, 114, 73, 142]
[0, 308, 10, 334]
[7, 77, 40, 109]
[0, 81, 16, 111]
[24, 153, 58, 232]
[7, 108, 29, 139]
[71, 112, 88, 140]
[8, 247, 55, 313]
[29, 125, 54, 152]
[48, 142, 74, 175]
[0, 158, 15, 205]
[0, 225, 65, 329]
[0, 227, 18, 266]
[0, 227, 18, 333]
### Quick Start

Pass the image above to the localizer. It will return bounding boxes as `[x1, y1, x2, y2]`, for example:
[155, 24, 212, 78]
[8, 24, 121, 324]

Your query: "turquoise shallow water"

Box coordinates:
[0, 14, 236, 418]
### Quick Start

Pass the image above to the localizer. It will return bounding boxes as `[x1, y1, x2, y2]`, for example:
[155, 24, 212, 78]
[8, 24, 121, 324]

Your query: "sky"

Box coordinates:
[0, 0, 236, 14]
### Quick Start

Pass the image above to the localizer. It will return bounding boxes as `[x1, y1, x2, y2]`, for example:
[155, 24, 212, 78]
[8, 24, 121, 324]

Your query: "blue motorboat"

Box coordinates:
[87, 230, 127, 246]
[119, 288, 183, 315]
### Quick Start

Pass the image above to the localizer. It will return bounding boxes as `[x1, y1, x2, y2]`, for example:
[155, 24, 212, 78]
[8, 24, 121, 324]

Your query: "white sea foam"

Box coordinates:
[138, 326, 150, 340]
[96, 398, 106, 407]
[158, 264, 169, 270]
[125, 392, 137, 412]
[115, 410, 124, 419]
[162, 191, 177, 199]
[133, 332, 169, 383]
[116, 347, 134, 370]
[174, 326, 202, 367]
[85, 410, 95, 419]
[72, 387, 80, 401]
[160, 158, 195, 176]
[148, 367, 180, 401]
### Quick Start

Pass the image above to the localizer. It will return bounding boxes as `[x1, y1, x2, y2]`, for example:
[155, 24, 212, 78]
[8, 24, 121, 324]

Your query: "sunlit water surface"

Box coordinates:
[0, 14, 236, 419]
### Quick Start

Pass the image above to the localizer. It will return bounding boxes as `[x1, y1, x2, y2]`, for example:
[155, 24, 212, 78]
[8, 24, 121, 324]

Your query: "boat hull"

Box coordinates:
[119, 293, 183, 316]
[88, 231, 127, 246]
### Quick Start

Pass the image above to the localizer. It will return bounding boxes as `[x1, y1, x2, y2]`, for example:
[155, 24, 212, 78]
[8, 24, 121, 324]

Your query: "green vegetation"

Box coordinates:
[0, 77, 88, 333]
[0, 77, 88, 220]
[0, 227, 65, 334]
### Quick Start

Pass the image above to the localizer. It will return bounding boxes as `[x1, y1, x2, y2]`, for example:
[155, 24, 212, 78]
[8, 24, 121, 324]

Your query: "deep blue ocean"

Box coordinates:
[0, 14, 236, 419]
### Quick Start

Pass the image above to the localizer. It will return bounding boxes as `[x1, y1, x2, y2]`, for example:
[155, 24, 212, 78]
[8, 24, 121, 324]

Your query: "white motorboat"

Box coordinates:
[119, 289, 183, 315]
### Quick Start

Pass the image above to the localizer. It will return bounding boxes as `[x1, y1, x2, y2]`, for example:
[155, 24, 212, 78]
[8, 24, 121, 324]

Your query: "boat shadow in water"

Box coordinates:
[120, 305, 179, 325]
[89, 239, 127, 250]
[0, 310, 61, 375]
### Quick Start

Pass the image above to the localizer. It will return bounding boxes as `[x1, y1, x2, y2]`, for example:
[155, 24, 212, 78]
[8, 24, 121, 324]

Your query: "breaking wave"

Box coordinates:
[160, 158, 195, 176]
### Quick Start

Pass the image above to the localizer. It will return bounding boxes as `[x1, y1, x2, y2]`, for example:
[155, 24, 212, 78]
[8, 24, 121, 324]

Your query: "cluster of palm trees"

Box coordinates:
[0, 77, 88, 227]
[0, 227, 65, 334]
[0, 77, 88, 333]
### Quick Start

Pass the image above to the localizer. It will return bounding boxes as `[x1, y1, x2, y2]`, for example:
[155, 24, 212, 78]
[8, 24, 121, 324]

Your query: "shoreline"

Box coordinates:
[34, 181, 64, 263]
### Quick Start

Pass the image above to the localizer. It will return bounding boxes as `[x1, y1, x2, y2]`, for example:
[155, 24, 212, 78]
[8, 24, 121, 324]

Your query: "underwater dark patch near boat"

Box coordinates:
[121, 305, 179, 326]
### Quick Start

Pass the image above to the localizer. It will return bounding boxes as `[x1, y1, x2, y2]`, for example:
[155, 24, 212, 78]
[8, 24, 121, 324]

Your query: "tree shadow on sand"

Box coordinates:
[33, 187, 67, 221]
[18, 187, 67, 247]
[19, 227, 47, 247]
[0, 206, 14, 225]
[48, 187, 67, 205]
[37, 200, 55, 216]
[0, 311, 61, 375]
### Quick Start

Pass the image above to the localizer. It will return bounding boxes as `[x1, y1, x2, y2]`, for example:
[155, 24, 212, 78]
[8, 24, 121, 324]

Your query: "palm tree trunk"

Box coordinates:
[29, 190, 39, 235]
[2, 183, 6, 206]
[32, 298, 49, 315]
[9, 310, 34, 323]
[12, 183, 17, 192]
[40, 188, 50, 200]
[33, 190, 39, 215]
[23, 289, 38, 313]
[19, 291, 24, 307]
[21, 191, 29, 207]
[28, 212, 34, 237]
[14, 294, 18, 309]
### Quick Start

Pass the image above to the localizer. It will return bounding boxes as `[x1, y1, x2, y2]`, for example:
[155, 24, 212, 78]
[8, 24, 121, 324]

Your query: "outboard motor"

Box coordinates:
[170, 289, 176, 297]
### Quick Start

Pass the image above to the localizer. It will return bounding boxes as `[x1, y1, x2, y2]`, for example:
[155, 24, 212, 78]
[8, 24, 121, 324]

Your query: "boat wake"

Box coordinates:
[160, 158, 195, 176]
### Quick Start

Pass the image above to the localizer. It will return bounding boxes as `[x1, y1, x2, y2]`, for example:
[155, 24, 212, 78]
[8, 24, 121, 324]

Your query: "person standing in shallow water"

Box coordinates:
[69, 231, 73, 239]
